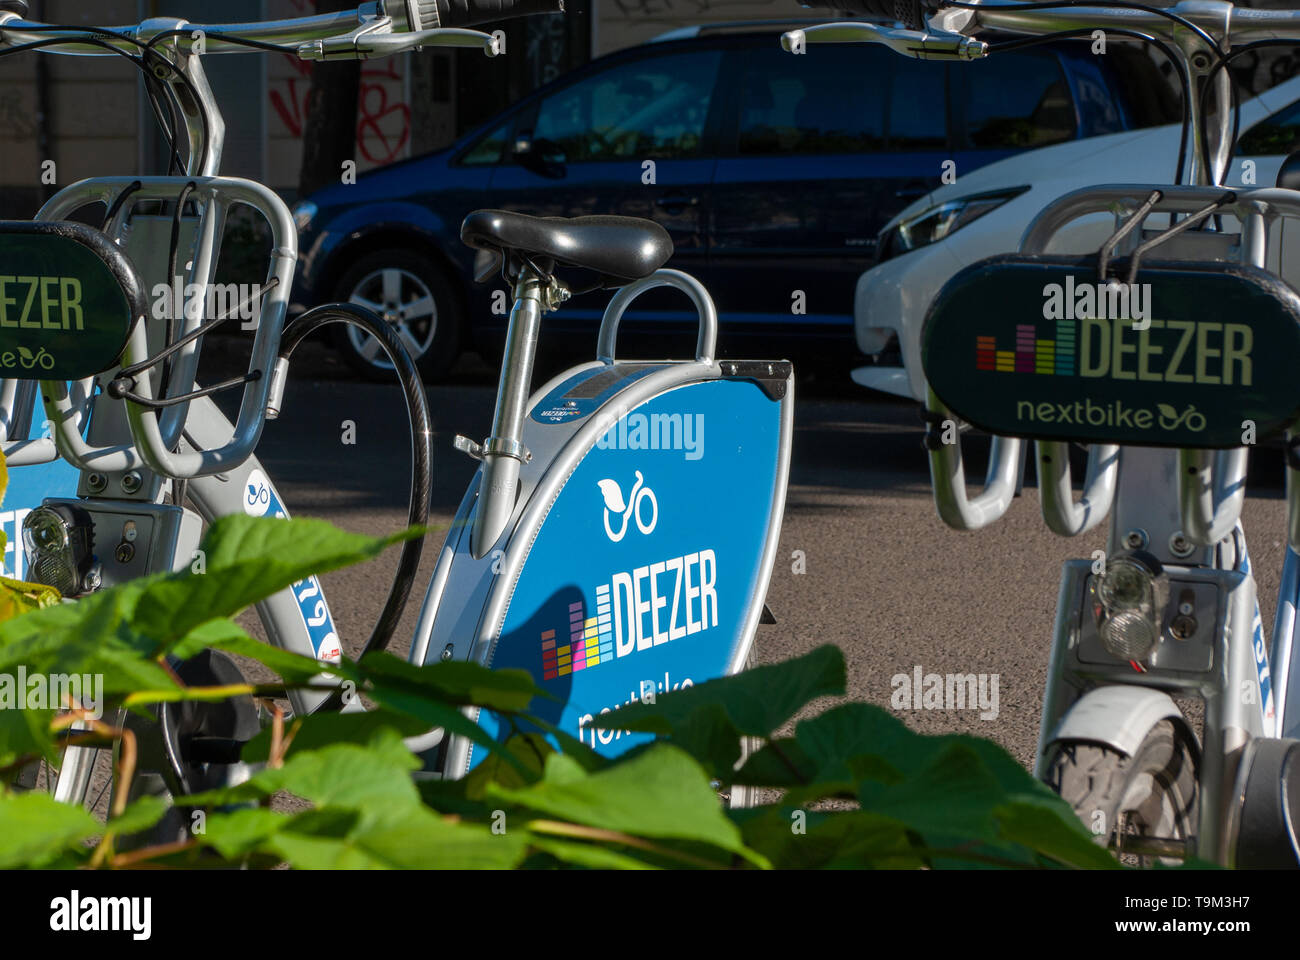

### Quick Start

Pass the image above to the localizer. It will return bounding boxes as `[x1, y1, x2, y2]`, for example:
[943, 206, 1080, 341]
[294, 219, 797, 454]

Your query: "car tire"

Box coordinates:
[331, 249, 461, 382]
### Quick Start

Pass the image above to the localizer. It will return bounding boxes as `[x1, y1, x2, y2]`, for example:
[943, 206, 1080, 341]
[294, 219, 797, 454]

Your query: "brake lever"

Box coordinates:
[298, 25, 501, 60]
[780, 21, 987, 60]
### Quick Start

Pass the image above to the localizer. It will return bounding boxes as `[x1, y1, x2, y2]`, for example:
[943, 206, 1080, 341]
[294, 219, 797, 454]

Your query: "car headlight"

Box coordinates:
[877, 187, 1029, 261]
[292, 200, 318, 233]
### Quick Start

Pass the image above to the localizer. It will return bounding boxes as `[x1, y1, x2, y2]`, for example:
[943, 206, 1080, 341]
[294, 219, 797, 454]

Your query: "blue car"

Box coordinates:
[291, 21, 1178, 381]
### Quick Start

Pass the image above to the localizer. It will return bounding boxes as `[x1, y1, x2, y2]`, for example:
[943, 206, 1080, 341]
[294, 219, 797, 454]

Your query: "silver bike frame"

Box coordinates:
[0, 5, 500, 802]
[793, 0, 1300, 863]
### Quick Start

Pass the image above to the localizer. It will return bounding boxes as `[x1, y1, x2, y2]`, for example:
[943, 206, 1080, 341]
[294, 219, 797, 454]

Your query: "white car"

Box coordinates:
[852, 74, 1300, 402]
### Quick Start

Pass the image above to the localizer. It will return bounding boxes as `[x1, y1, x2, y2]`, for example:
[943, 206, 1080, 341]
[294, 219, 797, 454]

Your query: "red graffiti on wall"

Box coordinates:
[357, 61, 411, 164]
[267, 0, 411, 168]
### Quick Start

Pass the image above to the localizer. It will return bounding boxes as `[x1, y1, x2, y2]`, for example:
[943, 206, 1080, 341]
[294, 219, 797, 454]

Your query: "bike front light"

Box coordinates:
[292, 200, 318, 233]
[22, 504, 99, 597]
[877, 187, 1029, 261]
[1096, 552, 1168, 662]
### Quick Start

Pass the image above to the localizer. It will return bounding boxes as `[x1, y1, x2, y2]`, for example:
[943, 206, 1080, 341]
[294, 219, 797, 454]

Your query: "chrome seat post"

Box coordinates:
[468, 266, 547, 558]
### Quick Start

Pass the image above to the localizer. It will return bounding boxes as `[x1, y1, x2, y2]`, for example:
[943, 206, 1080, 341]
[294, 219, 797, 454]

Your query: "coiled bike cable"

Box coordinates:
[275, 303, 434, 677]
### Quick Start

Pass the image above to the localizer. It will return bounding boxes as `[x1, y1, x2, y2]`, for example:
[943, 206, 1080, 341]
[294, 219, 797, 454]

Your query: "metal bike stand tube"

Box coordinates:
[1179, 448, 1249, 547]
[925, 388, 1021, 531]
[1037, 441, 1119, 537]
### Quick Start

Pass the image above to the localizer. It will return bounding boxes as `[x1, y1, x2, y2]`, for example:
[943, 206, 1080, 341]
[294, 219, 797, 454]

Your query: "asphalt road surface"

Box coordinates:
[205, 334, 1290, 772]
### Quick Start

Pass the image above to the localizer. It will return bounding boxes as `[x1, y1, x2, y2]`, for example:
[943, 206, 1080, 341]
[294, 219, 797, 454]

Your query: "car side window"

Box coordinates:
[460, 117, 512, 166]
[887, 59, 948, 150]
[956, 51, 1075, 148]
[1238, 98, 1300, 155]
[531, 49, 722, 162]
[735, 45, 886, 155]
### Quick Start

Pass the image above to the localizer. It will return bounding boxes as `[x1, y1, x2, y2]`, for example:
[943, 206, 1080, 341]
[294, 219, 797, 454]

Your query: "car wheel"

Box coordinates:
[332, 249, 460, 382]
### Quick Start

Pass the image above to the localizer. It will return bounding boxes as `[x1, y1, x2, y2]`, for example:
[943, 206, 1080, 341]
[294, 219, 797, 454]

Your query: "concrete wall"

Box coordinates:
[0, 0, 141, 216]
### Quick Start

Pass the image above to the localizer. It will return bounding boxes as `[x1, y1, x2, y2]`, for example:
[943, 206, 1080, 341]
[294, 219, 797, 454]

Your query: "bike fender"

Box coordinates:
[1046, 685, 1189, 759]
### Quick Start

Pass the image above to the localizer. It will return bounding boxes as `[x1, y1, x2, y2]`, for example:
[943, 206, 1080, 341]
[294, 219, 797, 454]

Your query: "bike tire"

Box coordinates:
[1043, 719, 1198, 866]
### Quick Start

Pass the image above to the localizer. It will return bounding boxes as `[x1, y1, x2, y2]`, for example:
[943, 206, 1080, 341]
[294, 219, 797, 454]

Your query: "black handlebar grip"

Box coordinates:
[796, 0, 927, 30]
[0, 1, 30, 17]
[417, 0, 565, 29]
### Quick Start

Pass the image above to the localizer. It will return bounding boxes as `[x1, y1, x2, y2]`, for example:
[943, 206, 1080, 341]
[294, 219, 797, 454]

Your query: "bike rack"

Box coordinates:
[926, 184, 1300, 544]
[596, 268, 718, 366]
[30, 175, 296, 480]
[925, 387, 1022, 531]
[1012, 184, 1300, 548]
[1037, 441, 1119, 537]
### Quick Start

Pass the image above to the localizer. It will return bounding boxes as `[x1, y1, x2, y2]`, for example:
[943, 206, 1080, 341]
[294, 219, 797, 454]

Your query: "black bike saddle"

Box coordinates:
[461, 209, 672, 283]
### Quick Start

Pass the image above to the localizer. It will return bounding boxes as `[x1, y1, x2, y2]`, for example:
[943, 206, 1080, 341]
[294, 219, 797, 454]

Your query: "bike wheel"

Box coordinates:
[1043, 719, 1198, 866]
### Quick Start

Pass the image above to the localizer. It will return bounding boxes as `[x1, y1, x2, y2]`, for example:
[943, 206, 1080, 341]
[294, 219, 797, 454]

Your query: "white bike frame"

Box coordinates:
[793, 0, 1300, 864]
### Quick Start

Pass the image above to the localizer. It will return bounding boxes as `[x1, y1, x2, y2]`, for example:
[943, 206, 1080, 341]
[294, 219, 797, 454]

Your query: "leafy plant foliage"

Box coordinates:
[0, 455, 1114, 869]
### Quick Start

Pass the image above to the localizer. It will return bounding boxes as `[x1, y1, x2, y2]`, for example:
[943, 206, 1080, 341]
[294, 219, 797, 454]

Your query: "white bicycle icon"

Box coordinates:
[598, 471, 658, 543]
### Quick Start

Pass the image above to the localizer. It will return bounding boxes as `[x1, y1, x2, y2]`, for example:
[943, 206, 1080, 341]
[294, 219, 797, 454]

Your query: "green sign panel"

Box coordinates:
[922, 256, 1300, 449]
[0, 222, 141, 381]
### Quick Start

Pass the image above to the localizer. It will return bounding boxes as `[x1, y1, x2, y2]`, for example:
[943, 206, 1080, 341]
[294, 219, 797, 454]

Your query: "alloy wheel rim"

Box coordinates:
[346, 267, 437, 370]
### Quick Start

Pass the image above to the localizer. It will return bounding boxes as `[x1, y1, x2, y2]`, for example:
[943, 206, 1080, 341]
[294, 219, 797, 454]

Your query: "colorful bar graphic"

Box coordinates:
[975, 320, 1076, 376]
[1055, 319, 1075, 375]
[541, 590, 616, 680]
[1015, 324, 1035, 372]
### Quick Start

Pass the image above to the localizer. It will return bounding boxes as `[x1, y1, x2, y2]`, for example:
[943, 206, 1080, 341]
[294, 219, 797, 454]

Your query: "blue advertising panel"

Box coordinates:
[472, 377, 783, 767]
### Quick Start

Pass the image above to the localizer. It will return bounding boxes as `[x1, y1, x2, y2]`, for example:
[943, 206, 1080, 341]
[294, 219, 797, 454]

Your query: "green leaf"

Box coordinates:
[464, 732, 551, 799]
[739, 806, 924, 869]
[266, 805, 529, 869]
[174, 619, 342, 688]
[132, 515, 422, 644]
[993, 795, 1121, 870]
[590, 645, 845, 740]
[357, 652, 547, 712]
[0, 704, 57, 771]
[0, 791, 100, 868]
[857, 740, 1008, 842]
[0, 576, 60, 623]
[528, 835, 660, 870]
[104, 795, 169, 837]
[0, 516, 415, 707]
[202, 728, 424, 811]
[200, 807, 288, 860]
[488, 745, 764, 865]
[240, 709, 430, 764]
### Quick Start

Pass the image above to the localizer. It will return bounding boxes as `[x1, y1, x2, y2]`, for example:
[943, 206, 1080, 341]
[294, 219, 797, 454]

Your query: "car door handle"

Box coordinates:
[655, 194, 699, 213]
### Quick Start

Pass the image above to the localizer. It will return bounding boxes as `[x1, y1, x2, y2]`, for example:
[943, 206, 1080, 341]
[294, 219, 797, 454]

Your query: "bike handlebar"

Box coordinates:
[0, 0, 562, 60]
[788, 1, 1300, 57]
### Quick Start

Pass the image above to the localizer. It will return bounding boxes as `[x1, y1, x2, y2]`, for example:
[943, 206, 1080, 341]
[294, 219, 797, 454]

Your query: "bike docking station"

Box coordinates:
[408, 211, 793, 777]
[918, 184, 1300, 866]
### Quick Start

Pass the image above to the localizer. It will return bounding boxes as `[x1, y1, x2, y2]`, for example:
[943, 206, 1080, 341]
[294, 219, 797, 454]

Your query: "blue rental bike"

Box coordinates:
[0, 0, 791, 822]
